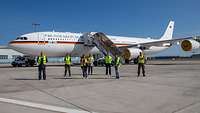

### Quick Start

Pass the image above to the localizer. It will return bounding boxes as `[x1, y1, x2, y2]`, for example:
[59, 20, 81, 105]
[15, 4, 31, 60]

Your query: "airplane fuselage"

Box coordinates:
[9, 32, 169, 57]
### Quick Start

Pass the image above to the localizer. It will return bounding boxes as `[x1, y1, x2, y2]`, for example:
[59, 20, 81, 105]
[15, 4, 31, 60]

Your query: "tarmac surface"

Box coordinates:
[0, 60, 200, 113]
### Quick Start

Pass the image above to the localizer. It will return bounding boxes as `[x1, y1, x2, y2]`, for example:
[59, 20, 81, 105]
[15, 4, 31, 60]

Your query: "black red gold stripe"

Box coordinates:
[9, 41, 84, 45]
[9, 41, 130, 46]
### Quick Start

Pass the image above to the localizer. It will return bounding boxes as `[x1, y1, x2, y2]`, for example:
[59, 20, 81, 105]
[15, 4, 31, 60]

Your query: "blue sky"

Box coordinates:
[0, 0, 199, 56]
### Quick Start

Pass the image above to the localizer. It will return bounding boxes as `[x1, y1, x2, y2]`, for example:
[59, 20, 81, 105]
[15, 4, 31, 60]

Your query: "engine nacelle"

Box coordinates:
[181, 39, 200, 51]
[122, 48, 142, 60]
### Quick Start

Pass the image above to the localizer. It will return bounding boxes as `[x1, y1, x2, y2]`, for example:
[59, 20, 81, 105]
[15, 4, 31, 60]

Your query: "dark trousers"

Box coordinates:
[64, 64, 71, 77]
[115, 66, 120, 79]
[137, 63, 145, 77]
[81, 66, 87, 78]
[88, 64, 93, 75]
[105, 63, 111, 75]
[38, 64, 46, 80]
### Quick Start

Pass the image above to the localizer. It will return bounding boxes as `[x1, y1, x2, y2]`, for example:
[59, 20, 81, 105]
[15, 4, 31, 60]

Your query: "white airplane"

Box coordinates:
[9, 21, 200, 62]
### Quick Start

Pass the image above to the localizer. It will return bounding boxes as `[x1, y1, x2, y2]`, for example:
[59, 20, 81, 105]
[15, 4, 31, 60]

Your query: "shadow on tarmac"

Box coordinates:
[54, 77, 117, 80]
[12, 78, 38, 80]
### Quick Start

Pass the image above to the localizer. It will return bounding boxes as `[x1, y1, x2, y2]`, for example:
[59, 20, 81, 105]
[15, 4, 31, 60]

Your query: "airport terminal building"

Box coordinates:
[0, 46, 66, 64]
[0, 45, 199, 64]
[0, 46, 24, 64]
[0, 45, 91, 64]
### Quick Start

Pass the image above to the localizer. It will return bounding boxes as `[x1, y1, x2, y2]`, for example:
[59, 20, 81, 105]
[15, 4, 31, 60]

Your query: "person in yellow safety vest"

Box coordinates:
[105, 53, 112, 76]
[85, 55, 89, 75]
[87, 54, 94, 75]
[137, 52, 146, 77]
[80, 54, 87, 78]
[114, 54, 121, 79]
[37, 52, 48, 80]
[64, 53, 71, 78]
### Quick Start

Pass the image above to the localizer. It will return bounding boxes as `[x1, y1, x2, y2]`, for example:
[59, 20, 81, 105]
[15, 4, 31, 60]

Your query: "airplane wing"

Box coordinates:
[91, 32, 195, 56]
[117, 36, 194, 49]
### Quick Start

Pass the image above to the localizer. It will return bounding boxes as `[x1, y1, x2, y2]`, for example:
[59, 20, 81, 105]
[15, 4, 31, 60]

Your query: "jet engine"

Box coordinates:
[181, 39, 200, 51]
[122, 48, 142, 60]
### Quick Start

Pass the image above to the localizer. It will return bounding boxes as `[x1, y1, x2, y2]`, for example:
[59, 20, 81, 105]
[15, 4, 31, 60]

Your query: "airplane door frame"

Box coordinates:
[37, 33, 45, 45]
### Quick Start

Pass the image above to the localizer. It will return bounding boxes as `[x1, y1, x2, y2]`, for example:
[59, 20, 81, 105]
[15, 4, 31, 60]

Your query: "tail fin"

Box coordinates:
[159, 21, 174, 40]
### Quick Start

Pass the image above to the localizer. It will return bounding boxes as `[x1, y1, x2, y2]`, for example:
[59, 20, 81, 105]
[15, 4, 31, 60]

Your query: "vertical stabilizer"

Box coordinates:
[159, 21, 174, 40]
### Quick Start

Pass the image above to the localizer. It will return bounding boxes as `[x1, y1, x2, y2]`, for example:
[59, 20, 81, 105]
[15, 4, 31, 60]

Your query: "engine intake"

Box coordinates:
[122, 48, 142, 60]
[181, 40, 200, 51]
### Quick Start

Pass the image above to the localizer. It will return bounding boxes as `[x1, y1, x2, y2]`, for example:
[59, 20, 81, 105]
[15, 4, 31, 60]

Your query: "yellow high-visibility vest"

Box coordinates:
[105, 55, 112, 64]
[138, 54, 145, 64]
[115, 56, 120, 66]
[84, 57, 88, 65]
[80, 57, 87, 66]
[38, 55, 47, 64]
[88, 56, 94, 63]
[65, 56, 71, 65]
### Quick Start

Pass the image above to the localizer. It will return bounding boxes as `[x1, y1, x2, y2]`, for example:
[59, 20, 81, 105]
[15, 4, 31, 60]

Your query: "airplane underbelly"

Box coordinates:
[10, 43, 99, 57]
[10, 43, 74, 57]
[44, 44, 75, 56]
[144, 46, 169, 55]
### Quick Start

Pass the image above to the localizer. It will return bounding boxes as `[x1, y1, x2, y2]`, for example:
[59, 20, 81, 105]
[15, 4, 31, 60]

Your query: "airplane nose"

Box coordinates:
[8, 40, 16, 49]
[8, 40, 23, 53]
[8, 41, 13, 46]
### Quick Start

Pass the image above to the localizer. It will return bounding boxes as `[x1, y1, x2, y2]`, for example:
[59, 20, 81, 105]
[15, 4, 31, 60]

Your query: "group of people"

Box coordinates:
[37, 51, 146, 80]
[79, 54, 94, 78]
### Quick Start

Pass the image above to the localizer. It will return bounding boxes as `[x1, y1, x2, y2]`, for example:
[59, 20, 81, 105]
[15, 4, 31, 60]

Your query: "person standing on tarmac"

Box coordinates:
[85, 55, 89, 75]
[137, 52, 146, 77]
[114, 54, 121, 79]
[87, 54, 94, 75]
[84, 55, 88, 77]
[64, 53, 71, 78]
[37, 52, 48, 80]
[105, 53, 112, 77]
[80, 54, 87, 78]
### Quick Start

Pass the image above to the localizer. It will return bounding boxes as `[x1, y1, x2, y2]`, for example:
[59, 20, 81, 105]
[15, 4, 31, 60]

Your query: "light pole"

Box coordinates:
[32, 23, 40, 32]
[32, 23, 40, 44]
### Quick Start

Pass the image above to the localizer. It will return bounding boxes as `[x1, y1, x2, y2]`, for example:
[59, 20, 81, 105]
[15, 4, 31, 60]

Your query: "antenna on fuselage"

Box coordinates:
[52, 24, 55, 32]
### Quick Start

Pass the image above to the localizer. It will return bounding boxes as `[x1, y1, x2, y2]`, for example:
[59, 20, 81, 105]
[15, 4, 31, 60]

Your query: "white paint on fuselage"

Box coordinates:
[9, 32, 168, 57]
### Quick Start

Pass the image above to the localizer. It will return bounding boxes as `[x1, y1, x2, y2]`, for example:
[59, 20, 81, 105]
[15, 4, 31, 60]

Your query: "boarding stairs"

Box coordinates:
[82, 32, 122, 58]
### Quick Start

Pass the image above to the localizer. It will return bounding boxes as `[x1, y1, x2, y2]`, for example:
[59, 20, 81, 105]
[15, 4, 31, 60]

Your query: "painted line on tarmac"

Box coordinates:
[0, 97, 95, 113]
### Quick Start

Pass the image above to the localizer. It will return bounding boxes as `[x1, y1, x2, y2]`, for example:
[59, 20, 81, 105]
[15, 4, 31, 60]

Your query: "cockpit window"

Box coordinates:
[16, 37, 28, 40]
[24, 37, 27, 40]
[16, 37, 21, 40]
